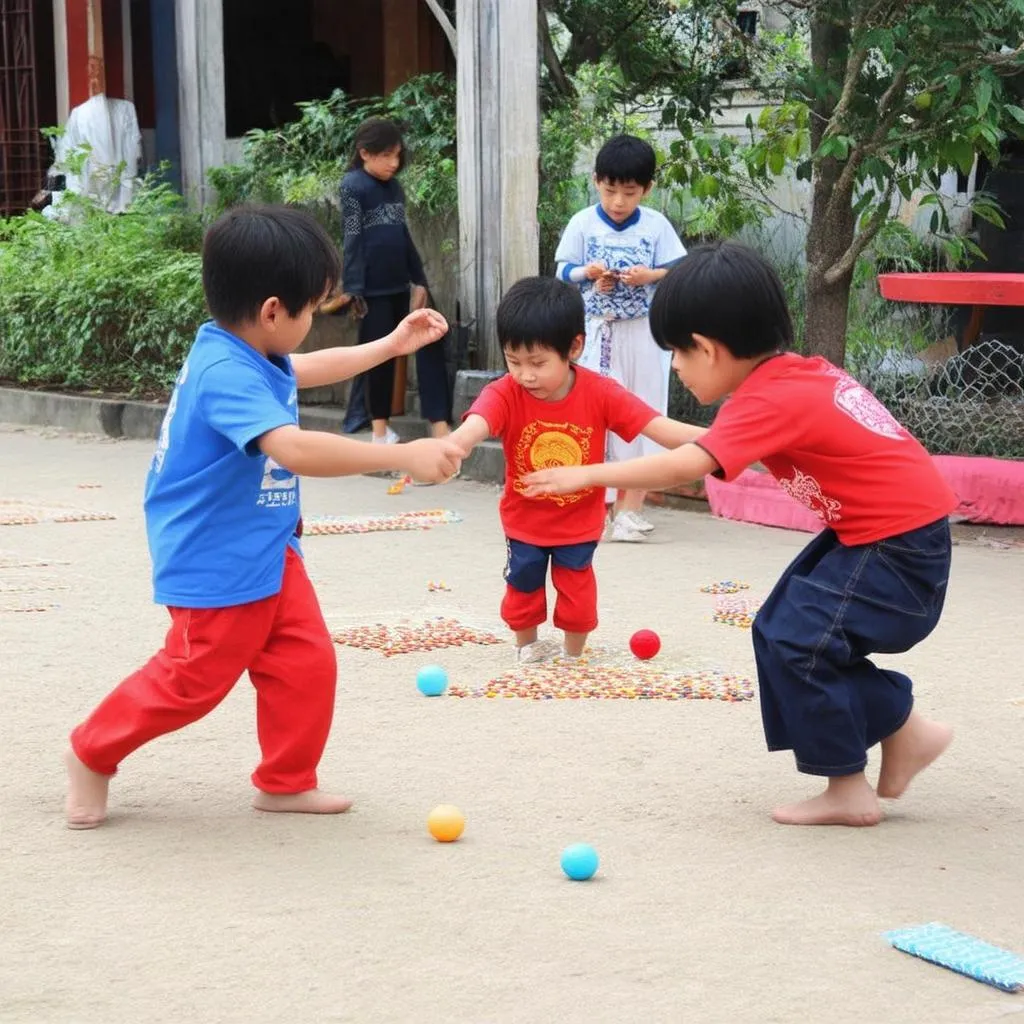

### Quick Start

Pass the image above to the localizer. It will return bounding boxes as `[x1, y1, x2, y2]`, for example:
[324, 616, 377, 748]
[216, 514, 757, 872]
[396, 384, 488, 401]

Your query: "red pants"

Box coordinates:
[70, 548, 336, 794]
[500, 538, 598, 633]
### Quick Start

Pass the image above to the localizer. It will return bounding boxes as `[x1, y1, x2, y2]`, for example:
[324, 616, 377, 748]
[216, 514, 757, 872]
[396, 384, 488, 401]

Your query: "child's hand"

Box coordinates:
[619, 266, 656, 287]
[403, 438, 464, 483]
[594, 270, 618, 294]
[390, 308, 449, 355]
[521, 465, 593, 496]
[583, 261, 608, 281]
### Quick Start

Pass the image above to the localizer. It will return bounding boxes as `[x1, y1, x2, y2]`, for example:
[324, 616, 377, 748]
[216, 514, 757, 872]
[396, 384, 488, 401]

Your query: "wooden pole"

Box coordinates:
[456, 0, 539, 370]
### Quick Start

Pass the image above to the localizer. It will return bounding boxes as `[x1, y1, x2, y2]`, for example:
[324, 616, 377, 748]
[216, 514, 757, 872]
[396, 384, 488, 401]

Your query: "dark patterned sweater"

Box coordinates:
[339, 167, 427, 298]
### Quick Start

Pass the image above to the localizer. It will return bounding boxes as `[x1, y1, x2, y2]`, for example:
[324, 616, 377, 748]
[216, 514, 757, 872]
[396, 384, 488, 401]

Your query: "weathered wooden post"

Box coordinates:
[456, 0, 539, 380]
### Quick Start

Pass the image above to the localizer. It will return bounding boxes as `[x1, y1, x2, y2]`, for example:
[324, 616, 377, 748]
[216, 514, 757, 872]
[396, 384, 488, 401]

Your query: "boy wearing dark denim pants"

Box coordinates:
[523, 242, 956, 827]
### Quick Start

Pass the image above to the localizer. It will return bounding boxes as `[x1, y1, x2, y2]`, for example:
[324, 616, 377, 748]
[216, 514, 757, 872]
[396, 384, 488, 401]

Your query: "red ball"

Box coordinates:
[629, 629, 661, 660]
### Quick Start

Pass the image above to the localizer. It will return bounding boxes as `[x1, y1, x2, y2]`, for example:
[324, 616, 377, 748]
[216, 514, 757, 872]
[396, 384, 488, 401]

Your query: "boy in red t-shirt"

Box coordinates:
[451, 276, 704, 663]
[524, 243, 956, 828]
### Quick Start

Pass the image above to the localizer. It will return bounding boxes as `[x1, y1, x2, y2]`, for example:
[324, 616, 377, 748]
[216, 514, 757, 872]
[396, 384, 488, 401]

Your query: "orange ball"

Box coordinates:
[427, 804, 465, 842]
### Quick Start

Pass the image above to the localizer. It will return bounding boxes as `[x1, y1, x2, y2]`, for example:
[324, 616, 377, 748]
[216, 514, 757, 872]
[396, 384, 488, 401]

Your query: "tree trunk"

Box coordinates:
[803, 14, 857, 367]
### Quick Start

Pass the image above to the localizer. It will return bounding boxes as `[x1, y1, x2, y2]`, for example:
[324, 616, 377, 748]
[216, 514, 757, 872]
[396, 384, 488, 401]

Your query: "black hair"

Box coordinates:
[497, 277, 585, 360]
[649, 241, 794, 358]
[348, 117, 406, 171]
[647, 240, 790, 360]
[594, 134, 656, 187]
[202, 204, 341, 325]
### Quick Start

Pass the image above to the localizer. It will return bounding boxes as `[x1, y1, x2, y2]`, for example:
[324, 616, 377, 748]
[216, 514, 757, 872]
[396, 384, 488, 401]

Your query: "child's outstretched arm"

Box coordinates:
[259, 426, 463, 483]
[448, 414, 492, 457]
[291, 309, 448, 390]
[523, 442, 718, 497]
[640, 416, 709, 449]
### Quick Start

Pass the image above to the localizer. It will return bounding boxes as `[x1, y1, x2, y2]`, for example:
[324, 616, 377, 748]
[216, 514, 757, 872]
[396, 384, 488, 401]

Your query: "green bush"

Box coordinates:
[207, 74, 458, 239]
[0, 181, 205, 397]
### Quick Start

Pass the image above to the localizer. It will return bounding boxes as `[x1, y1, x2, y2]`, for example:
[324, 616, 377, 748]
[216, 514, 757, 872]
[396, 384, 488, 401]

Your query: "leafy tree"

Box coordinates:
[742, 1, 1024, 365]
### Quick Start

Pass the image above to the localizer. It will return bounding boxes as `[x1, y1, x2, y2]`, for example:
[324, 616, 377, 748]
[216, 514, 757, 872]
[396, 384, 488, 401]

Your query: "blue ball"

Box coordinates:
[561, 843, 599, 881]
[416, 664, 449, 697]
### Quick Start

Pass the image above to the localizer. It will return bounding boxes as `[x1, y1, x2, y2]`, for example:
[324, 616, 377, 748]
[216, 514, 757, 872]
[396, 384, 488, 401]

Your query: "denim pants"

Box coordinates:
[751, 518, 951, 777]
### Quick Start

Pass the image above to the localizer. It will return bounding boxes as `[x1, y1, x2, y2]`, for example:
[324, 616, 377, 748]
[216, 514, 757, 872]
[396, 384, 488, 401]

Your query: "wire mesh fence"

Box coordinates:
[668, 338, 1024, 460]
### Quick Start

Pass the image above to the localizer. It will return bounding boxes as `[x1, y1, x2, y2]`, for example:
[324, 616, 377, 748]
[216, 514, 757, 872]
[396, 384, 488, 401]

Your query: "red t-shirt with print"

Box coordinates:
[697, 353, 958, 545]
[467, 366, 658, 546]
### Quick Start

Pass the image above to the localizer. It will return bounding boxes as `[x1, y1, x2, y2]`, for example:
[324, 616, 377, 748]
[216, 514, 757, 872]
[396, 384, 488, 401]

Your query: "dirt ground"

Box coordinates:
[1, 424, 1022, 1024]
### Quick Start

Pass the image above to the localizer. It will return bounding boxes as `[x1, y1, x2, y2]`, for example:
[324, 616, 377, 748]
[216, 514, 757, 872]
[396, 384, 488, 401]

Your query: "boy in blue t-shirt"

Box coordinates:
[65, 205, 463, 829]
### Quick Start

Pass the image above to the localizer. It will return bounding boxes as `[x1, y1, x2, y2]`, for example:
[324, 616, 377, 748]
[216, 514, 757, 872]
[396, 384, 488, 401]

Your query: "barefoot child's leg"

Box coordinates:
[772, 772, 882, 827]
[562, 631, 588, 658]
[877, 710, 953, 799]
[247, 551, 350, 812]
[752, 520, 951, 826]
[253, 790, 353, 814]
[65, 748, 111, 830]
[66, 596, 278, 828]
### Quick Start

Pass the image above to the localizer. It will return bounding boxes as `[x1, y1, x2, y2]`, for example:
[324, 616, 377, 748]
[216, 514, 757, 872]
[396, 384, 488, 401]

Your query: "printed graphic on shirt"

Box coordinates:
[832, 376, 906, 440]
[583, 237, 656, 320]
[257, 456, 297, 508]
[362, 202, 407, 229]
[778, 468, 842, 523]
[152, 359, 189, 474]
[512, 420, 594, 506]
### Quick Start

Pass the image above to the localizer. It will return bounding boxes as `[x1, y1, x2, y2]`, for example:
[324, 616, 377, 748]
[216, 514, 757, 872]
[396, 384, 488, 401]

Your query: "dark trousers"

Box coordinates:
[361, 291, 410, 421]
[751, 518, 951, 777]
[343, 291, 451, 427]
[501, 539, 599, 634]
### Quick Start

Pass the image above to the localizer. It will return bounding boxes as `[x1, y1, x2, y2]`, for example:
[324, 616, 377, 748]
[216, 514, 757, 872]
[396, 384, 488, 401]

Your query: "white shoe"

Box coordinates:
[371, 426, 399, 445]
[515, 642, 548, 664]
[620, 510, 655, 534]
[608, 512, 647, 543]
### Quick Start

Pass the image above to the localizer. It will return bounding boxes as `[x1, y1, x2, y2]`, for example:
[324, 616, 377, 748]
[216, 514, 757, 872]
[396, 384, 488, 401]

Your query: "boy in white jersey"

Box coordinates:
[554, 135, 686, 542]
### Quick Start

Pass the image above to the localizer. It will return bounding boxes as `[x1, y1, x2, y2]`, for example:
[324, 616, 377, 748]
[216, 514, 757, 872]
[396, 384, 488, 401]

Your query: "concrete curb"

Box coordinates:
[0, 385, 506, 485]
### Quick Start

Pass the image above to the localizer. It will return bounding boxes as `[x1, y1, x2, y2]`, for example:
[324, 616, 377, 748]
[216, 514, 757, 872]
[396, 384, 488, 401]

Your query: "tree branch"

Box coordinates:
[421, 0, 456, 58]
[539, 3, 576, 100]
[823, 176, 897, 285]
[830, 46, 870, 131]
[828, 64, 910, 207]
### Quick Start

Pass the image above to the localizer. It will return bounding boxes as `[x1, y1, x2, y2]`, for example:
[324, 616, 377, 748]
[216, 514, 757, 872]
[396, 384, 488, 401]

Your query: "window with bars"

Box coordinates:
[0, 0, 43, 216]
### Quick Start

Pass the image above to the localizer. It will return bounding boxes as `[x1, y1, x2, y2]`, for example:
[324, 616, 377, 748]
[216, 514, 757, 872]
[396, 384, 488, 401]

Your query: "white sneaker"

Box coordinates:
[371, 427, 399, 445]
[620, 510, 655, 534]
[515, 642, 547, 664]
[608, 512, 647, 543]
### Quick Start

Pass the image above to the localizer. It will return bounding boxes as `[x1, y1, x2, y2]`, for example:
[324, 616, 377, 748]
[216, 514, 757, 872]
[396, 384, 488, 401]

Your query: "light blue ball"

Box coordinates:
[561, 843, 599, 881]
[416, 664, 449, 697]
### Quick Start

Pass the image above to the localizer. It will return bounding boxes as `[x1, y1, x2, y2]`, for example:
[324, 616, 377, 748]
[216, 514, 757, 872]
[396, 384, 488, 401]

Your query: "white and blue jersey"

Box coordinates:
[555, 204, 686, 322]
[145, 322, 302, 608]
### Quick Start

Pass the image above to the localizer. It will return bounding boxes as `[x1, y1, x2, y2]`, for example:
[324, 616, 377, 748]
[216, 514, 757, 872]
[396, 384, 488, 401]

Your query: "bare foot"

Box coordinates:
[772, 773, 883, 827]
[877, 711, 953, 799]
[252, 789, 353, 815]
[65, 748, 111, 830]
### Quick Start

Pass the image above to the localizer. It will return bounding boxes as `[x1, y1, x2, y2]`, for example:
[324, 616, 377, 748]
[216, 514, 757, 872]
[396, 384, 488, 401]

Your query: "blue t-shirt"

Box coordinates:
[145, 322, 302, 608]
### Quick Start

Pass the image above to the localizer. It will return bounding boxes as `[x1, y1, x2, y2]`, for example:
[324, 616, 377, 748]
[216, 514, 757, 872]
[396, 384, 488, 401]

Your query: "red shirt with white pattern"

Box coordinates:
[697, 353, 958, 545]
[468, 366, 658, 546]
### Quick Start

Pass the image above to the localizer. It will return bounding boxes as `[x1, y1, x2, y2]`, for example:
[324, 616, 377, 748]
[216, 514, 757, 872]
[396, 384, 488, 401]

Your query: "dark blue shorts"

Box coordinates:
[752, 517, 951, 776]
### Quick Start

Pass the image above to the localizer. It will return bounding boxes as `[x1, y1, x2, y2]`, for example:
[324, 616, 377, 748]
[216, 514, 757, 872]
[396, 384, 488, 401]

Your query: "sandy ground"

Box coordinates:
[1, 423, 1023, 1024]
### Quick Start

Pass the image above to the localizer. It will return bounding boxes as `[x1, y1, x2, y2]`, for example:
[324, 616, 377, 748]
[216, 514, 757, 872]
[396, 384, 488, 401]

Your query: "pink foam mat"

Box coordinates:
[705, 456, 1024, 533]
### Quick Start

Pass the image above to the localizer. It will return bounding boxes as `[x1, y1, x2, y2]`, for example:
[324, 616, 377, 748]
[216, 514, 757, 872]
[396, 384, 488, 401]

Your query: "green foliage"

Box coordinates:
[0, 179, 205, 397]
[538, 62, 651, 269]
[660, 123, 771, 241]
[742, 2, 1024, 268]
[207, 74, 457, 237]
